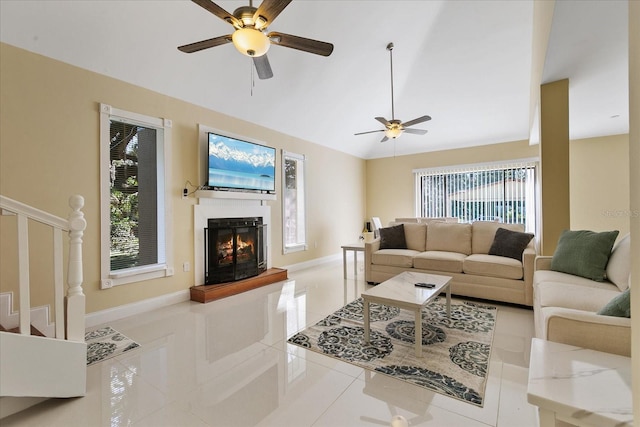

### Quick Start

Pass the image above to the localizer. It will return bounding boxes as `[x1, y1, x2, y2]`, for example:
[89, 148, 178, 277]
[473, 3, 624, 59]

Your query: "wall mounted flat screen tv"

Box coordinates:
[207, 132, 276, 193]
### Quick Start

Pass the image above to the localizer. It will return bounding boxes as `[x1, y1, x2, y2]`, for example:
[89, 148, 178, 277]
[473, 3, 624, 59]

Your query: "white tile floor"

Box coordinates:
[2, 259, 540, 426]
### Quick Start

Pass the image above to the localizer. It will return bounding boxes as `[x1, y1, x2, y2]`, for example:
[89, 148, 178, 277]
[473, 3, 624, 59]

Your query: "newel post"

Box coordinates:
[66, 195, 87, 341]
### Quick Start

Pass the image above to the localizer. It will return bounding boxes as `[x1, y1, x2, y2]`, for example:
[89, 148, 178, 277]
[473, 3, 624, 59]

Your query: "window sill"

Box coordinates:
[101, 264, 174, 289]
[283, 244, 307, 254]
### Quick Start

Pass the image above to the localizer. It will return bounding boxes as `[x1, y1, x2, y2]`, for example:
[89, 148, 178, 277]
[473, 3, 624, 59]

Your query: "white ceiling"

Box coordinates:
[0, 0, 629, 159]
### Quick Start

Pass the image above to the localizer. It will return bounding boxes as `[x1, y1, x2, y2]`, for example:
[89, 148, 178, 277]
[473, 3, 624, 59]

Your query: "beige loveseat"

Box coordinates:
[364, 221, 537, 306]
[533, 233, 631, 356]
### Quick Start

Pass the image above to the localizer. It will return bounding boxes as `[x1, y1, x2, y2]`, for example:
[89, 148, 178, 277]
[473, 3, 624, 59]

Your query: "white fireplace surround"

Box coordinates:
[194, 198, 272, 286]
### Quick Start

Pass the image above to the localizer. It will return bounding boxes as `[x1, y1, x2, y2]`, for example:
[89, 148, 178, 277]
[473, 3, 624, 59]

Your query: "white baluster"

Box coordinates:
[17, 213, 31, 335]
[65, 195, 86, 342]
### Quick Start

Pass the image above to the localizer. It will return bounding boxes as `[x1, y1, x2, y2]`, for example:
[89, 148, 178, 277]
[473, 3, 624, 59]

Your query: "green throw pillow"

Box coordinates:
[597, 289, 631, 318]
[550, 230, 619, 281]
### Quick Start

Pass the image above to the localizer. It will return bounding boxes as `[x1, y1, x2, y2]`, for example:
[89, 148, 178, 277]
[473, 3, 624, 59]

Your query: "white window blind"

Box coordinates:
[282, 150, 307, 253]
[414, 161, 537, 232]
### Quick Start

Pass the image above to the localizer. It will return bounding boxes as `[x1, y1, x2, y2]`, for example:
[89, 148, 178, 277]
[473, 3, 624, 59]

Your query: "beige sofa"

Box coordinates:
[533, 233, 631, 356]
[364, 221, 537, 306]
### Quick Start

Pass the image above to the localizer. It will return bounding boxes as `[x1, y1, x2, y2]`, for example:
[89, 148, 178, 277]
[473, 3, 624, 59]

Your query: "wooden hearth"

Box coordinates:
[190, 267, 288, 303]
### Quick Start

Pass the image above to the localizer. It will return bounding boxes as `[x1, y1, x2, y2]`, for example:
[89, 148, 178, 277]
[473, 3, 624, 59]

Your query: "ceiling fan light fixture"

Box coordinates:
[232, 27, 270, 57]
[384, 126, 403, 139]
[254, 15, 268, 30]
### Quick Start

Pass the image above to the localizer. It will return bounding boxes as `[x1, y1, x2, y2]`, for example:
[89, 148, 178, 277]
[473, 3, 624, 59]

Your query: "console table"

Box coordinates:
[527, 338, 633, 427]
[341, 242, 364, 279]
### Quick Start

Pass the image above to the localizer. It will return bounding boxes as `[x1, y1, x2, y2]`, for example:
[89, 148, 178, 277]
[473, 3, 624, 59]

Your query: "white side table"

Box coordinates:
[527, 338, 633, 427]
[341, 242, 364, 279]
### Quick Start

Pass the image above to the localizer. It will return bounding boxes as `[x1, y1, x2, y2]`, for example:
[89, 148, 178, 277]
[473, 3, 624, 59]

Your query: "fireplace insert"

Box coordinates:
[205, 217, 267, 284]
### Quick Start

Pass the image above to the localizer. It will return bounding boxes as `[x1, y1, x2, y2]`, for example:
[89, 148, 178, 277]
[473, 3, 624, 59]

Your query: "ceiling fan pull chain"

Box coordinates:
[250, 58, 254, 97]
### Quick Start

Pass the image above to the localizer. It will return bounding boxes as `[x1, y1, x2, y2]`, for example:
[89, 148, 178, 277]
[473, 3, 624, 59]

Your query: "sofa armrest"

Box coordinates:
[364, 239, 380, 283]
[541, 307, 631, 357]
[521, 247, 537, 306]
[535, 255, 553, 271]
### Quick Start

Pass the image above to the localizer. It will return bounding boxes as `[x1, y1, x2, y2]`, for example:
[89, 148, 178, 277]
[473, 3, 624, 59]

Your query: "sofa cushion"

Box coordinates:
[379, 224, 407, 249]
[488, 227, 534, 261]
[550, 229, 619, 281]
[371, 249, 419, 268]
[463, 254, 524, 280]
[606, 233, 630, 291]
[534, 270, 618, 290]
[426, 222, 472, 255]
[472, 221, 524, 254]
[402, 222, 427, 252]
[535, 281, 621, 313]
[597, 288, 631, 318]
[413, 251, 465, 273]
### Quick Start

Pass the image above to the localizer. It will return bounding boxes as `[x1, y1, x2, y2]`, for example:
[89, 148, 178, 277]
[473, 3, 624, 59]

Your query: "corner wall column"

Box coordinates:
[539, 79, 570, 255]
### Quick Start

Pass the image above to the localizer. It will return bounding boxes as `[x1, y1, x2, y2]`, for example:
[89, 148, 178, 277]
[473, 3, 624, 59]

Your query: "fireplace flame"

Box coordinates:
[217, 235, 255, 262]
[237, 235, 253, 251]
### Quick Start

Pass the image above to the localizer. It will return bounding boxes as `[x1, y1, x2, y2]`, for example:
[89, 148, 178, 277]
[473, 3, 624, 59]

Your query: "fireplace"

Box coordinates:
[205, 217, 267, 284]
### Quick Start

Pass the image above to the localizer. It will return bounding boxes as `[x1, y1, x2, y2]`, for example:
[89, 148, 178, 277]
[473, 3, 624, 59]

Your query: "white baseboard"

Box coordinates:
[282, 253, 341, 273]
[85, 254, 342, 327]
[85, 289, 191, 328]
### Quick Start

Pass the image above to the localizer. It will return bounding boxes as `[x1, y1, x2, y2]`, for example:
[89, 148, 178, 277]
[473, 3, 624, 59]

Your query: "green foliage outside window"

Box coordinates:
[110, 122, 141, 270]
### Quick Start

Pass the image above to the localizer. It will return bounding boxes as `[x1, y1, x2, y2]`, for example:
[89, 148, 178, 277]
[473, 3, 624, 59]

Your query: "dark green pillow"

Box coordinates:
[379, 224, 407, 249]
[488, 227, 534, 260]
[597, 289, 630, 318]
[551, 230, 619, 281]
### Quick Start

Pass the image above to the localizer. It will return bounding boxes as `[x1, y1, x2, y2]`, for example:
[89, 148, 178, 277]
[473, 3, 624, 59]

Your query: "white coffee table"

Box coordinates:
[362, 271, 452, 357]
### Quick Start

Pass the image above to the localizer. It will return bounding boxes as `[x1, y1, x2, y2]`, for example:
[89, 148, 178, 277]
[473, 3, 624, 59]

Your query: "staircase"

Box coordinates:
[0, 195, 87, 419]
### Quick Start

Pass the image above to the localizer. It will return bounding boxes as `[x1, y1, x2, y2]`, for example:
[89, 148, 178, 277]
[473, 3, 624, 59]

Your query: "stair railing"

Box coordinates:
[0, 195, 86, 341]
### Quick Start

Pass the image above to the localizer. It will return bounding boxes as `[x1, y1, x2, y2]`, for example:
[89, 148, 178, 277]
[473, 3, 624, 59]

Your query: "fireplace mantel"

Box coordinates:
[195, 190, 276, 201]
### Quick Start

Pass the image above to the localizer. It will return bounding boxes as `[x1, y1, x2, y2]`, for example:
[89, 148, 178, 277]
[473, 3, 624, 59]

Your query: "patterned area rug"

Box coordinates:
[85, 326, 140, 366]
[287, 297, 496, 407]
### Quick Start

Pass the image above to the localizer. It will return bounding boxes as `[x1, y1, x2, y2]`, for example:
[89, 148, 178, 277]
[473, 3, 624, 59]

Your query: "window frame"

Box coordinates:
[281, 150, 307, 254]
[99, 103, 173, 288]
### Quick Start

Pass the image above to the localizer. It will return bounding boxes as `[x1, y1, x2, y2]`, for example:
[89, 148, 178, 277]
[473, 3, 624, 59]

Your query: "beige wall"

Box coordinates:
[365, 139, 539, 226]
[366, 134, 631, 243]
[570, 134, 630, 237]
[0, 43, 366, 314]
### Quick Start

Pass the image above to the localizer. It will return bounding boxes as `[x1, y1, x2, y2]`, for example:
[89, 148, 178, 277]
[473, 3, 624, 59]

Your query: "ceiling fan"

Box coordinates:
[178, 0, 334, 80]
[355, 43, 431, 142]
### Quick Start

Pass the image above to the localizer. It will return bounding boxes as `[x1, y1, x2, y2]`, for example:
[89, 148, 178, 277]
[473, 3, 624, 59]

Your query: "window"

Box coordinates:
[282, 151, 306, 253]
[414, 161, 537, 233]
[99, 104, 173, 288]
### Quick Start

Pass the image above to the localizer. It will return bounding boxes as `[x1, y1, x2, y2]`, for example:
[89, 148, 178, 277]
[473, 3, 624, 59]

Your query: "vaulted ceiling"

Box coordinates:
[0, 0, 629, 159]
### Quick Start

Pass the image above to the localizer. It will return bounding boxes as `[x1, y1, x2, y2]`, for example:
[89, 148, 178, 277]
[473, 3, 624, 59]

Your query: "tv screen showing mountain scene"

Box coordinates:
[207, 132, 276, 192]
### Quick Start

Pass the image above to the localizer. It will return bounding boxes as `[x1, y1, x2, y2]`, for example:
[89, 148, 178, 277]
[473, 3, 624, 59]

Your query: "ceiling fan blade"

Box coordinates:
[178, 35, 232, 53]
[191, 0, 241, 28]
[404, 128, 428, 135]
[402, 115, 432, 128]
[380, 135, 389, 143]
[268, 32, 334, 56]
[375, 117, 391, 126]
[354, 129, 385, 136]
[253, 55, 274, 80]
[253, 0, 292, 30]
